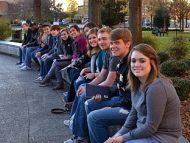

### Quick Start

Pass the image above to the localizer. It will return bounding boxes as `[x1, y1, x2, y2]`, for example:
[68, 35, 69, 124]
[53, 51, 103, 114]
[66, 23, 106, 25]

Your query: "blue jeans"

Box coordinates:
[25, 46, 39, 67]
[72, 93, 88, 137]
[43, 56, 54, 78]
[87, 107, 128, 143]
[70, 77, 91, 116]
[125, 138, 160, 143]
[19, 47, 22, 63]
[21, 47, 27, 64]
[46, 60, 71, 83]
[72, 95, 123, 138]
[85, 96, 123, 114]
[31, 47, 41, 66]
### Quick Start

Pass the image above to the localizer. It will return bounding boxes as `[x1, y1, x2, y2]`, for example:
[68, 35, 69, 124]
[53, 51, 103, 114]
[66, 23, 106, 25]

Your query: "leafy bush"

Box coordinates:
[157, 51, 170, 64]
[0, 19, 11, 40]
[171, 77, 190, 100]
[167, 36, 189, 60]
[142, 36, 156, 49]
[160, 60, 189, 77]
[142, 27, 151, 31]
[181, 59, 190, 70]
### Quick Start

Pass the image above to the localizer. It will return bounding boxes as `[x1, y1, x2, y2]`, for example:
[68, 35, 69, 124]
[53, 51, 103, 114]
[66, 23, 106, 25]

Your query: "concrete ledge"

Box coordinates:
[0, 41, 21, 57]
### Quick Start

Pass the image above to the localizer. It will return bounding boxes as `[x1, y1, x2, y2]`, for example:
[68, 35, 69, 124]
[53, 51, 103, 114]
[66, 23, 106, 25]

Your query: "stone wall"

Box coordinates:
[0, 41, 21, 57]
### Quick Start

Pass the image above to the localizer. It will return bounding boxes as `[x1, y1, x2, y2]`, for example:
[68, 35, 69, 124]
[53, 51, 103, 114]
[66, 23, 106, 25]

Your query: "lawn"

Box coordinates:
[142, 31, 190, 55]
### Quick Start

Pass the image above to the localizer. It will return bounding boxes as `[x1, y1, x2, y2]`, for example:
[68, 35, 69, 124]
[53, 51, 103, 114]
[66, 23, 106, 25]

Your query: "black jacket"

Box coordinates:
[22, 28, 32, 46]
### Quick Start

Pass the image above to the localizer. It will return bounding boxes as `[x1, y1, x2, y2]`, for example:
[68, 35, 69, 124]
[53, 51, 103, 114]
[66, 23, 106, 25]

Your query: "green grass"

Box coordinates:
[142, 31, 190, 56]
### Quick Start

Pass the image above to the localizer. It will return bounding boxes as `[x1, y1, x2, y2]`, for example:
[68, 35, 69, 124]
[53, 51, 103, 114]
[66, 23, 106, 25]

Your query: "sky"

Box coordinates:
[56, 0, 84, 11]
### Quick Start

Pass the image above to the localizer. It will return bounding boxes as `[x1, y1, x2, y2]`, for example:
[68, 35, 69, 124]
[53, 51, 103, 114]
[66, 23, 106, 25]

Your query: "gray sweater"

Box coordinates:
[116, 78, 182, 143]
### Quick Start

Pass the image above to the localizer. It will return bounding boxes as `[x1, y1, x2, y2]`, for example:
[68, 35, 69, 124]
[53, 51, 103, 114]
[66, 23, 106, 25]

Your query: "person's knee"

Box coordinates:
[87, 111, 97, 125]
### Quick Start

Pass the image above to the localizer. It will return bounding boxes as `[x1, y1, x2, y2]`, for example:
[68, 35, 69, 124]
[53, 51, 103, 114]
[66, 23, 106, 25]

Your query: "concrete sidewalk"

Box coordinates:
[0, 54, 71, 143]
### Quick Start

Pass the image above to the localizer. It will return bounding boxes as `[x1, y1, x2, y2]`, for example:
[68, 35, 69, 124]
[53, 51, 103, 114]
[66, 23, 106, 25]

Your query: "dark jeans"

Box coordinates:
[46, 59, 71, 83]
[31, 47, 41, 66]
[19, 47, 22, 63]
[25, 46, 39, 67]
[66, 68, 81, 102]
[87, 107, 128, 143]
[72, 94, 124, 138]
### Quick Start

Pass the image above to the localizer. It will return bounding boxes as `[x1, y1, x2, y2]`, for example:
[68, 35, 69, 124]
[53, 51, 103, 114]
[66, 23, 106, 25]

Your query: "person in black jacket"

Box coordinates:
[16, 23, 32, 65]
[20, 22, 39, 70]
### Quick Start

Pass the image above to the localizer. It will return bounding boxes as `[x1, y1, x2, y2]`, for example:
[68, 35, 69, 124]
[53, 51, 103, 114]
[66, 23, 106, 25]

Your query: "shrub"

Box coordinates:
[0, 19, 11, 40]
[142, 36, 156, 49]
[167, 36, 189, 60]
[142, 27, 151, 31]
[171, 77, 190, 100]
[181, 59, 190, 70]
[157, 51, 170, 64]
[160, 60, 188, 77]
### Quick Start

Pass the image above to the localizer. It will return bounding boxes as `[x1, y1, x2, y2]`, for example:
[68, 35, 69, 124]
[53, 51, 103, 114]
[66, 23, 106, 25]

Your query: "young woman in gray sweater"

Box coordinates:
[105, 43, 181, 143]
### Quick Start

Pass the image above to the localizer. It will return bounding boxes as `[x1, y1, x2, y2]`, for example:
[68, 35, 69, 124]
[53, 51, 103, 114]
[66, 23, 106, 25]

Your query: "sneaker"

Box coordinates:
[77, 137, 89, 143]
[20, 65, 32, 71]
[63, 119, 70, 127]
[63, 92, 68, 102]
[52, 84, 63, 90]
[16, 61, 22, 65]
[64, 136, 78, 143]
[64, 137, 89, 143]
[18, 63, 25, 68]
[34, 76, 43, 83]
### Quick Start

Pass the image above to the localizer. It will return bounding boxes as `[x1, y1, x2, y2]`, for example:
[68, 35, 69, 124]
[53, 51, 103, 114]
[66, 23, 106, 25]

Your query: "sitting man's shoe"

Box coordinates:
[52, 84, 63, 90]
[18, 63, 25, 68]
[77, 137, 89, 143]
[34, 76, 43, 83]
[39, 82, 51, 87]
[64, 136, 78, 143]
[39, 77, 51, 87]
[20, 65, 32, 71]
[63, 92, 68, 102]
[64, 136, 89, 143]
[63, 119, 70, 126]
[16, 61, 22, 65]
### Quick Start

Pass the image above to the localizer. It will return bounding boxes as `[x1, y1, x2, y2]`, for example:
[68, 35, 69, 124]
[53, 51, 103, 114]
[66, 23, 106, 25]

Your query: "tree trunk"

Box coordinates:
[88, 0, 102, 27]
[129, 0, 142, 46]
[34, 0, 41, 23]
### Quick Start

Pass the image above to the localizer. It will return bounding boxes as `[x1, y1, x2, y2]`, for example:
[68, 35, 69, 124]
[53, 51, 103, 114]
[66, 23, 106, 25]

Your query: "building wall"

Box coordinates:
[0, 1, 8, 16]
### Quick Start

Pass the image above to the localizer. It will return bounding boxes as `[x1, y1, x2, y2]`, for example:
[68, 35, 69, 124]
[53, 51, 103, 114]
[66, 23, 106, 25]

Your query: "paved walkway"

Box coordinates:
[0, 54, 71, 143]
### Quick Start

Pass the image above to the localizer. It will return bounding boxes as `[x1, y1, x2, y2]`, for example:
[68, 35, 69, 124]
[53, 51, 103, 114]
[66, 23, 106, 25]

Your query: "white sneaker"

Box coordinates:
[18, 63, 25, 68]
[63, 119, 70, 127]
[63, 139, 75, 143]
[20, 66, 32, 71]
[34, 76, 43, 83]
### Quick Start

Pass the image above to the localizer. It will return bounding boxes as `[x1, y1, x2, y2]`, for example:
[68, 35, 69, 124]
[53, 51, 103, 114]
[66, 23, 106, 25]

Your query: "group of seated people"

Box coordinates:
[17, 22, 182, 143]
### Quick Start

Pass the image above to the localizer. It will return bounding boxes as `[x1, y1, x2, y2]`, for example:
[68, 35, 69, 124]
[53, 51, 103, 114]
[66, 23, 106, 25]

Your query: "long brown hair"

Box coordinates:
[86, 27, 100, 57]
[127, 43, 160, 92]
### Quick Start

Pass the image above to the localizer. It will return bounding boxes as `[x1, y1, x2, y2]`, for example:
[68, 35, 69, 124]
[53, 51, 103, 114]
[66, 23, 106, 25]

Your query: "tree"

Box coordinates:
[66, 0, 78, 13]
[34, 0, 41, 22]
[101, 0, 128, 27]
[170, 0, 189, 31]
[146, 0, 159, 28]
[90, 0, 143, 45]
[41, 0, 66, 23]
[153, 6, 170, 28]
[88, 0, 102, 27]
[129, 0, 142, 46]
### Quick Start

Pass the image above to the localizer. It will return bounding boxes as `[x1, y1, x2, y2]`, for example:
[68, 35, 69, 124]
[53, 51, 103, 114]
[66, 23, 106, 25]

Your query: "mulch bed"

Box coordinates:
[181, 97, 190, 141]
[180, 71, 190, 140]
